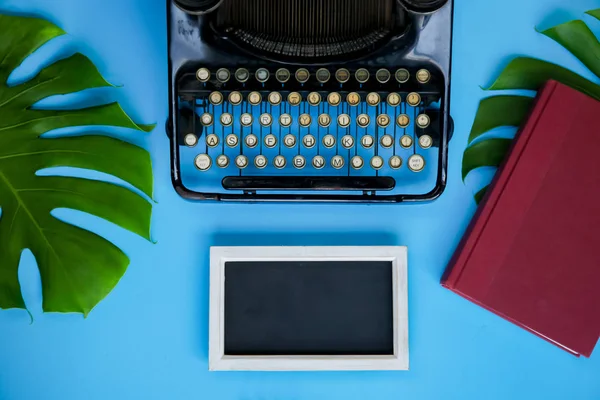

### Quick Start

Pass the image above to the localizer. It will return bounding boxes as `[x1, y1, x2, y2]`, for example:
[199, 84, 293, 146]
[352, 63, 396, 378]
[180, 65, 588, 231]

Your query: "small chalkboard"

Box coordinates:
[209, 246, 408, 371]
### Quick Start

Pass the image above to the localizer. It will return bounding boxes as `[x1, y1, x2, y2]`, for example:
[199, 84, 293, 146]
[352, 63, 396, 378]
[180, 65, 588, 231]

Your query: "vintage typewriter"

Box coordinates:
[167, 0, 454, 202]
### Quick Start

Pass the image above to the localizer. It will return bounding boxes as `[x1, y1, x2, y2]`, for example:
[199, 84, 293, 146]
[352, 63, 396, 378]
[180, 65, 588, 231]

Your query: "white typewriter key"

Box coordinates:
[240, 113, 253, 127]
[419, 134, 433, 149]
[387, 92, 401, 107]
[234, 68, 249, 83]
[347, 92, 361, 106]
[338, 114, 351, 128]
[201, 113, 214, 126]
[260, 113, 273, 127]
[416, 114, 431, 129]
[228, 91, 242, 105]
[245, 134, 258, 148]
[355, 68, 370, 84]
[335, 68, 350, 83]
[377, 114, 391, 128]
[206, 134, 219, 148]
[341, 135, 355, 149]
[397, 114, 410, 128]
[295, 68, 310, 83]
[361, 135, 375, 149]
[288, 92, 302, 106]
[308, 92, 321, 106]
[276, 68, 291, 83]
[351, 156, 364, 170]
[331, 155, 345, 169]
[256, 68, 270, 83]
[408, 154, 426, 172]
[184, 134, 198, 147]
[400, 134, 413, 148]
[312, 155, 326, 169]
[370, 155, 384, 170]
[216, 154, 229, 168]
[303, 134, 316, 148]
[220, 113, 233, 127]
[254, 155, 268, 169]
[248, 91, 262, 106]
[216, 68, 230, 83]
[279, 113, 292, 127]
[328, 92, 342, 107]
[322, 134, 336, 149]
[196, 68, 210, 82]
[376, 69, 391, 84]
[293, 155, 306, 169]
[226, 134, 239, 148]
[284, 134, 297, 148]
[235, 155, 249, 169]
[209, 92, 223, 105]
[389, 155, 403, 169]
[318, 114, 332, 128]
[417, 69, 431, 84]
[274, 155, 287, 169]
[367, 92, 380, 106]
[268, 92, 282, 106]
[316, 68, 331, 83]
[357, 114, 370, 128]
[264, 134, 277, 148]
[380, 134, 394, 148]
[407, 92, 421, 107]
[395, 68, 410, 83]
[299, 114, 312, 127]
[195, 154, 212, 171]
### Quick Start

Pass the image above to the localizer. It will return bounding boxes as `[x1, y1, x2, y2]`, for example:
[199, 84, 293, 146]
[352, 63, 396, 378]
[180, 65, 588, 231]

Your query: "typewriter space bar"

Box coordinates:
[222, 176, 395, 191]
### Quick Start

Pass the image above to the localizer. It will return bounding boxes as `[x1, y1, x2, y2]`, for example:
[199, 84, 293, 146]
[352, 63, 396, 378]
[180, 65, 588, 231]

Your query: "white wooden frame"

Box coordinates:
[209, 246, 408, 371]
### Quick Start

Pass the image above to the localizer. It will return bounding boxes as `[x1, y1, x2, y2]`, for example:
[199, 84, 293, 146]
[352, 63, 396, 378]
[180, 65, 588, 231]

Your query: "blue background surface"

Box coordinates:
[1, 0, 599, 399]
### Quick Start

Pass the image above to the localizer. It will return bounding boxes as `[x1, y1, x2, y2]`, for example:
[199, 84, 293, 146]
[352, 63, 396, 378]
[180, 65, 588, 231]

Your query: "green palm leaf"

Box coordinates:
[468, 96, 533, 144]
[0, 14, 153, 316]
[586, 9, 600, 20]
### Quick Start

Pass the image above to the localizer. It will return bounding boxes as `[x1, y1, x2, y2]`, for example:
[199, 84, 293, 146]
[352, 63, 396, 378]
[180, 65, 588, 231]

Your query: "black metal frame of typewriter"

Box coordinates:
[167, 0, 454, 203]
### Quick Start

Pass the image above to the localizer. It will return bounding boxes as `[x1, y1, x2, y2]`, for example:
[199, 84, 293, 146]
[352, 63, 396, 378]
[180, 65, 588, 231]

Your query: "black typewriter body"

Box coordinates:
[167, 0, 454, 202]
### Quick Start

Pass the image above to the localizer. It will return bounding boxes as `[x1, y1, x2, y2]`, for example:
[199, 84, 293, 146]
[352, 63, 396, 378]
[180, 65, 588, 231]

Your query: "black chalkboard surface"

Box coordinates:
[224, 261, 394, 356]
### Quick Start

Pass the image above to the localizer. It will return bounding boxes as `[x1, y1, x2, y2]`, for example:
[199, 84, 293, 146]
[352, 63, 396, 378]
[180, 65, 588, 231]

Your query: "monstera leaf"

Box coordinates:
[0, 14, 153, 316]
[463, 8, 600, 203]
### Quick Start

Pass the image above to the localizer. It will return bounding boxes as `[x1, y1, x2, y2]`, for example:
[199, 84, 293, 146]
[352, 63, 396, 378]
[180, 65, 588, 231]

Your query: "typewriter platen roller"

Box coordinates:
[167, 0, 454, 202]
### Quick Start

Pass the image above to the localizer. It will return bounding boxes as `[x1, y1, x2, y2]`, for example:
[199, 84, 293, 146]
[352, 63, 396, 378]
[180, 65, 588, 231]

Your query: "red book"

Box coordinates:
[442, 80, 600, 357]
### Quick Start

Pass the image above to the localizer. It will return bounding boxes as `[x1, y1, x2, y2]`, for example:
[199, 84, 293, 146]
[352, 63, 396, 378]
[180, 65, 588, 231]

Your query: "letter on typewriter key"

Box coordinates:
[416, 114, 431, 129]
[276, 68, 291, 83]
[268, 92, 282, 106]
[361, 135, 375, 149]
[331, 155, 345, 169]
[184, 134, 197, 147]
[195, 154, 211, 171]
[342, 135, 355, 149]
[377, 114, 391, 128]
[240, 113, 253, 127]
[279, 114, 292, 127]
[322, 134, 336, 149]
[407, 92, 421, 107]
[380, 135, 394, 149]
[387, 93, 401, 107]
[419, 135, 433, 149]
[260, 113, 273, 127]
[308, 92, 321, 106]
[299, 114, 312, 127]
[235, 155, 249, 169]
[235, 68, 249, 83]
[318, 114, 332, 128]
[370, 156, 384, 170]
[295, 68, 310, 84]
[248, 91, 262, 106]
[196, 68, 210, 83]
[226, 134, 238, 148]
[293, 155, 306, 169]
[264, 134, 277, 148]
[288, 92, 302, 106]
[347, 92, 361, 107]
[216, 155, 229, 168]
[376, 69, 391, 84]
[303, 134, 316, 148]
[274, 155, 287, 169]
[338, 114, 351, 128]
[254, 155, 268, 169]
[201, 113, 213, 126]
[220, 113, 233, 127]
[408, 154, 426, 172]
[316, 68, 331, 84]
[367, 92, 380, 106]
[355, 68, 370, 84]
[328, 92, 341, 107]
[228, 91, 242, 105]
[395, 68, 410, 84]
[216, 68, 230, 83]
[351, 156, 364, 170]
[397, 114, 410, 128]
[206, 134, 219, 148]
[417, 69, 431, 84]
[312, 155, 325, 169]
[389, 155, 403, 170]
[357, 114, 370, 128]
[335, 68, 350, 84]
[245, 134, 258, 148]
[400, 135, 413, 148]
[209, 92, 223, 105]
[256, 68, 270, 83]
[284, 134, 296, 148]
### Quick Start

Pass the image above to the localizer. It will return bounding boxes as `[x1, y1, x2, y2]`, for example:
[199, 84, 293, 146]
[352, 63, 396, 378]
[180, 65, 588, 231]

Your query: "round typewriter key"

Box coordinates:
[184, 134, 198, 147]
[380, 134, 394, 148]
[316, 68, 331, 83]
[276, 68, 291, 83]
[288, 92, 302, 106]
[341, 135, 355, 149]
[196, 68, 210, 82]
[361, 135, 374, 149]
[308, 92, 321, 106]
[355, 68, 370, 84]
[328, 92, 342, 106]
[338, 114, 351, 128]
[194, 154, 211, 171]
[335, 68, 350, 83]
[228, 91, 242, 105]
[357, 114, 370, 128]
[419, 134, 433, 149]
[248, 91, 262, 105]
[416, 69, 431, 84]
[279, 113, 292, 127]
[274, 155, 287, 169]
[408, 154, 426, 172]
[351, 155, 364, 170]
[226, 133, 239, 148]
[268, 92, 282, 106]
[260, 113, 273, 127]
[235, 155, 249, 169]
[209, 92, 223, 105]
[293, 155, 306, 169]
[284, 134, 296, 148]
[206, 134, 219, 147]
[322, 134, 336, 149]
[376, 68, 391, 84]
[295, 68, 310, 83]
[234, 68, 250, 83]
[395, 68, 410, 83]
[245, 134, 258, 148]
[303, 134, 316, 148]
[312, 155, 326, 169]
[416, 114, 430, 129]
[201, 113, 213, 126]
[370, 155, 384, 170]
[318, 114, 332, 127]
[407, 92, 421, 107]
[377, 114, 391, 128]
[220, 113, 233, 127]
[240, 113, 253, 127]
[367, 92, 380, 106]
[389, 155, 403, 169]
[256, 68, 270, 83]
[397, 114, 410, 128]
[299, 114, 312, 127]
[216, 154, 229, 168]
[216, 68, 230, 83]
[254, 155, 268, 169]
[264, 134, 277, 148]
[347, 92, 361, 106]
[331, 155, 345, 169]
[387, 92, 401, 107]
[400, 134, 413, 148]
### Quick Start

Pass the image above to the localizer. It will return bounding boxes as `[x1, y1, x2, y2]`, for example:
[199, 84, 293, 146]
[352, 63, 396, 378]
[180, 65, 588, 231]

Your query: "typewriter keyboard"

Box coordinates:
[174, 66, 448, 201]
